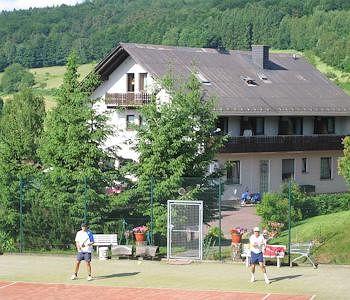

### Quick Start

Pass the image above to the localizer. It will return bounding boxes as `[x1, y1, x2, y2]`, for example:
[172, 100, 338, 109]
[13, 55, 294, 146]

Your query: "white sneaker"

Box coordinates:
[87, 275, 93, 281]
[264, 276, 270, 284]
[70, 274, 77, 280]
[250, 275, 255, 283]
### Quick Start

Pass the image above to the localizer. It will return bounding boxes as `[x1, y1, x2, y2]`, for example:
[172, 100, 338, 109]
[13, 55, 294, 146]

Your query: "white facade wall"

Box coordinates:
[92, 57, 160, 161]
[217, 150, 348, 194]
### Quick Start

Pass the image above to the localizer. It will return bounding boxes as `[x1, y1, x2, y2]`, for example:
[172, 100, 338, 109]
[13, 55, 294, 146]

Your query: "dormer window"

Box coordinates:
[195, 72, 211, 85]
[257, 72, 271, 83]
[240, 75, 258, 86]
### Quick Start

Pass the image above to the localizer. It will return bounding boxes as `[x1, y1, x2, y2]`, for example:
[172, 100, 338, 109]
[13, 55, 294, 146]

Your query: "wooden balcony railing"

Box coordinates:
[221, 135, 345, 153]
[105, 92, 151, 107]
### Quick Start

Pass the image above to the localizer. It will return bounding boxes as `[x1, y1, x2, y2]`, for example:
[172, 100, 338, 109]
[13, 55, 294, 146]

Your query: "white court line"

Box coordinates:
[0, 282, 17, 289]
[262, 293, 271, 300]
[309, 295, 316, 300]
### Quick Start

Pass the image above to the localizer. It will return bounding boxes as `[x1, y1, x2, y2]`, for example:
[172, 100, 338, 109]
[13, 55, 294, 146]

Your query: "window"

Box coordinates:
[195, 72, 211, 85]
[240, 75, 258, 86]
[240, 117, 264, 136]
[282, 159, 294, 181]
[314, 117, 335, 134]
[127, 73, 135, 92]
[216, 117, 228, 135]
[320, 157, 332, 180]
[279, 117, 303, 135]
[302, 158, 308, 173]
[257, 72, 271, 83]
[226, 161, 240, 184]
[139, 73, 147, 91]
[126, 114, 135, 130]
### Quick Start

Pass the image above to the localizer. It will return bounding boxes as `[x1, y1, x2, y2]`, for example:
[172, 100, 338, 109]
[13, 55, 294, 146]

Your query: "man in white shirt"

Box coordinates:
[249, 227, 270, 284]
[71, 223, 94, 281]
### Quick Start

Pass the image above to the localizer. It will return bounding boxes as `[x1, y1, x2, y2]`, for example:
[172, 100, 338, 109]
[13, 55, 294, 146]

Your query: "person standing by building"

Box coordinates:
[71, 223, 94, 281]
[249, 227, 270, 284]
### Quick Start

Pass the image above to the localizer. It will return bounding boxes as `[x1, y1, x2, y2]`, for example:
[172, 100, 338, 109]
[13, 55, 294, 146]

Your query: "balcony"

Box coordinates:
[105, 92, 151, 107]
[221, 135, 345, 153]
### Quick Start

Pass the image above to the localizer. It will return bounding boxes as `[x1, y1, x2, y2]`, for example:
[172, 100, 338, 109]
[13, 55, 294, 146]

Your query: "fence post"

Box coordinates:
[84, 177, 88, 224]
[288, 180, 292, 267]
[19, 178, 25, 253]
[218, 178, 222, 262]
[150, 177, 154, 245]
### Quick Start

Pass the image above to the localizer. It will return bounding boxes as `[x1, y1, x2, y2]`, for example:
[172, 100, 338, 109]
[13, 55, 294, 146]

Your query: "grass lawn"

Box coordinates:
[271, 211, 350, 264]
[0, 63, 95, 109]
[0, 254, 349, 299]
[30, 63, 95, 90]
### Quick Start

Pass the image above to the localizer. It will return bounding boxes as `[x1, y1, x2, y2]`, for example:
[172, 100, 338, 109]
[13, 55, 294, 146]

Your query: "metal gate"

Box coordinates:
[167, 200, 203, 260]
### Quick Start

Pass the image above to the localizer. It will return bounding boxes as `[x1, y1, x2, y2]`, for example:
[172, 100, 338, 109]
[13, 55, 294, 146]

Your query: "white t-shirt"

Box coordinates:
[249, 234, 265, 254]
[75, 230, 94, 253]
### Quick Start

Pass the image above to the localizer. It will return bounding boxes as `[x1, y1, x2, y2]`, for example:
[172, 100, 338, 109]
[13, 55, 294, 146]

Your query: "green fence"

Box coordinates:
[3, 175, 242, 259]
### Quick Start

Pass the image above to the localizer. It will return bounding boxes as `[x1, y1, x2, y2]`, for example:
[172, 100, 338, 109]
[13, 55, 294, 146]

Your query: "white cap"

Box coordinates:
[253, 227, 260, 232]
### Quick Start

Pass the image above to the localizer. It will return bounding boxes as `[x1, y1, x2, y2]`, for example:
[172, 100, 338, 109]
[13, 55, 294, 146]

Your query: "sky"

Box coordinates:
[0, 0, 85, 11]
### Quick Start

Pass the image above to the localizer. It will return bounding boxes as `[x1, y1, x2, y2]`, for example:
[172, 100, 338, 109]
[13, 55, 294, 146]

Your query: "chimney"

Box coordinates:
[252, 45, 269, 69]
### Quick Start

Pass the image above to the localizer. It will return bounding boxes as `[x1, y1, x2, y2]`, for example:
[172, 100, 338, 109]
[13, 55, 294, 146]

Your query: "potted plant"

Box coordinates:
[133, 226, 148, 242]
[230, 227, 245, 243]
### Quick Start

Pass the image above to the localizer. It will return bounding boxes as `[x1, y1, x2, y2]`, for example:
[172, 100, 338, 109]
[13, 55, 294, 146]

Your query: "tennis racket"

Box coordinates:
[80, 236, 91, 250]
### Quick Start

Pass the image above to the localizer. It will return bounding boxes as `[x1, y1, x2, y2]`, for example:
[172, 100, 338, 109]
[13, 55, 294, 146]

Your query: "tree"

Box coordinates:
[38, 53, 116, 237]
[339, 137, 350, 184]
[0, 64, 35, 93]
[0, 89, 45, 242]
[0, 97, 3, 115]
[121, 73, 224, 236]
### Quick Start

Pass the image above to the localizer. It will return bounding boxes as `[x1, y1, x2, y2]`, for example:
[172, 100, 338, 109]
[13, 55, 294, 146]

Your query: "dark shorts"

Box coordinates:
[77, 252, 92, 262]
[250, 252, 263, 265]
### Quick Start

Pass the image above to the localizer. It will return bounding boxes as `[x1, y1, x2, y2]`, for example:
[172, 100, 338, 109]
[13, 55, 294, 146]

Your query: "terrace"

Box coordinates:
[221, 135, 345, 153]
[105, 92, 151, 107]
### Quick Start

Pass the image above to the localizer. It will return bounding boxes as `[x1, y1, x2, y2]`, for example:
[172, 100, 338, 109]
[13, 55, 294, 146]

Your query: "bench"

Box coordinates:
[241, 244, 286, 268]
[93, 234, 118, 254]
[290, 241, 318, 268]
[135, 245, 159, 258]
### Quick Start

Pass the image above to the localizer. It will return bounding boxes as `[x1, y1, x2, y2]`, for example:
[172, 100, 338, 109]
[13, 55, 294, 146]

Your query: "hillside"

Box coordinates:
[272, 210, 350, 264]
[0, 0, 349, 73]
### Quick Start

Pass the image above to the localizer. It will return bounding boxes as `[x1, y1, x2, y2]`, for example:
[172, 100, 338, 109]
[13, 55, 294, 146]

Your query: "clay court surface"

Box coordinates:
[1, 254, 350, 299]
[0, 281, 312, 300]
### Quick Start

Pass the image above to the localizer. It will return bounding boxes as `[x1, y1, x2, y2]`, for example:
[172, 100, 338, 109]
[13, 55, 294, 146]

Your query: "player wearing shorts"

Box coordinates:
[249, 227, 270, 284]
[71, 222, 94, 281]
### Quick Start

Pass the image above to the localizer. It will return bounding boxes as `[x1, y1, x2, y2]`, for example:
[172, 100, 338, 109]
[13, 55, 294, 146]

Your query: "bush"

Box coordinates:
[0, 231, 16, 253]
[257, 181, 350, 229]
[204, 226, 224, 244]
[305, 193, 350, 216]
[0, 63, 35, 93]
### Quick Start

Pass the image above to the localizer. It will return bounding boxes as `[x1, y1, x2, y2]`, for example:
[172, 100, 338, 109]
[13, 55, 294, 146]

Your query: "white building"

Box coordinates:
[92, 43, 350, 194]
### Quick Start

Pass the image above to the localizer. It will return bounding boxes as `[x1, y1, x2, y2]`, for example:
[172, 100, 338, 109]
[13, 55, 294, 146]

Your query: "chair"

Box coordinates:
[290, 241, 318, 268]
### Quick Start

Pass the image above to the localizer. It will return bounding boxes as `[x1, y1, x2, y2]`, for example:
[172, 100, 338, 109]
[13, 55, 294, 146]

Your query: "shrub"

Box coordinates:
[204, 226, 224, 244]
[257, 181, 350, 229]
[0, 231, 16, 253]
[0, 63, 35, 93]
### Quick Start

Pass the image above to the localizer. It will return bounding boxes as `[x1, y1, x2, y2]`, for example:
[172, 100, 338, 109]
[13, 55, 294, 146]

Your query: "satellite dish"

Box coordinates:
[178, 187, 186, 195]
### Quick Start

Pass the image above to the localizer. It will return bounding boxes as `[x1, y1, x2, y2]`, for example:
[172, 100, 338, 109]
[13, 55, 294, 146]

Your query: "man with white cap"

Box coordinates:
[249, 226, 270, 284]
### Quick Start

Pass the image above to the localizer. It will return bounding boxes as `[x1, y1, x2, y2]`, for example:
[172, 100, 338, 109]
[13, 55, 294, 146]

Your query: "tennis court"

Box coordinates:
[0, 281, 311, 300]
[0, 254, 349, 299]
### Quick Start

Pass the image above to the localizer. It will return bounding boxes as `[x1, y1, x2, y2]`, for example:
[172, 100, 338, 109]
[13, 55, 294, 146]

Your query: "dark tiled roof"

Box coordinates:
[95, 43, 350, 116]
